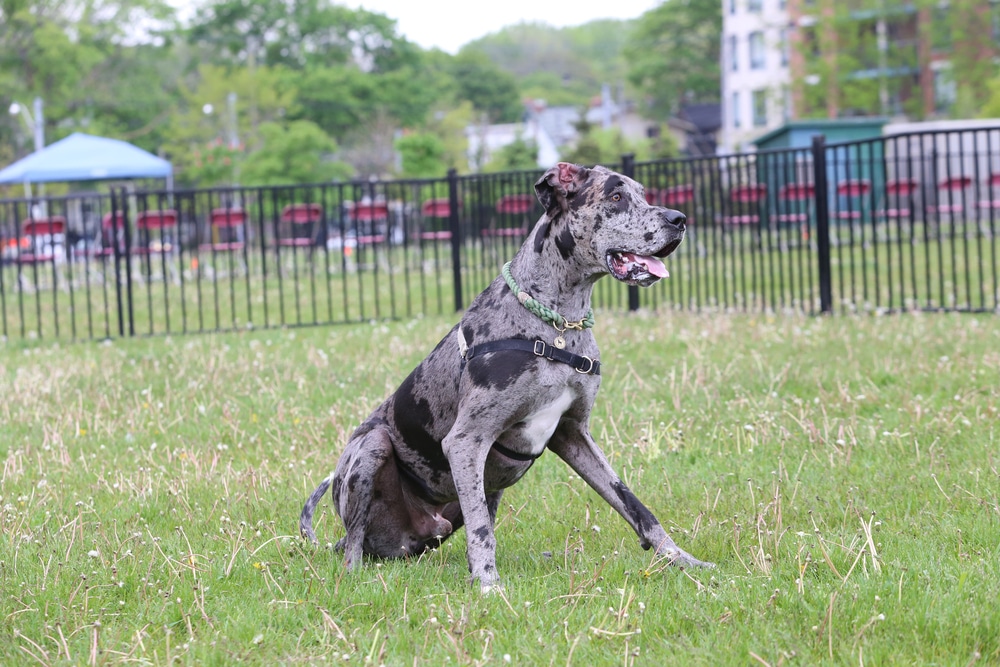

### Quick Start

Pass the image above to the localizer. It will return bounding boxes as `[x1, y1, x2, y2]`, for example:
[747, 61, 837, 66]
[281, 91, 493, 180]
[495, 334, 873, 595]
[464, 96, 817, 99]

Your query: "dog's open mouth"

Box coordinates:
[606, 240, 681, 286]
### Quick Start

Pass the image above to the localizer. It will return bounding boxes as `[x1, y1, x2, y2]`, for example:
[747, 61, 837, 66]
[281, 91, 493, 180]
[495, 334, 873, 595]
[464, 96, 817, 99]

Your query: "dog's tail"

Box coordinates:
[299, 475, 333, 543]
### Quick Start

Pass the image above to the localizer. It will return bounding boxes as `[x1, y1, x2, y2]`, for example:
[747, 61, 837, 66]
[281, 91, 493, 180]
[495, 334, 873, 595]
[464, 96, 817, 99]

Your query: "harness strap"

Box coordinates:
[463, 338, 601, 376]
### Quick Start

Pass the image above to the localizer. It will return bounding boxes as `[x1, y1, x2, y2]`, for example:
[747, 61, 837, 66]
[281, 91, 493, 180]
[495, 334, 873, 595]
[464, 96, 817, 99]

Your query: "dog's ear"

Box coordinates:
[534, 162, 590, 220]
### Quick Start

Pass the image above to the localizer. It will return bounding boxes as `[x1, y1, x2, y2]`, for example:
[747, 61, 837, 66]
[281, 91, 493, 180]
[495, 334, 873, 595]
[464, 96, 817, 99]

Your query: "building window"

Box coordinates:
[749, 0, 763, 11]
[749, 31, 765, 69]
[732, 91, 741, 129]
[934, 67, 956, 113]
[780, 27, 790, 66]
[730, 35, 739, 71]
[729, 0, 736, 15]
[752, 89, 768, 127]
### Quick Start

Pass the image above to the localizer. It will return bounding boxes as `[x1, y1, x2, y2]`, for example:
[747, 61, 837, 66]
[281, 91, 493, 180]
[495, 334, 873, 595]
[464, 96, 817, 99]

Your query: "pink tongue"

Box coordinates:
[627, 252, 668, 278]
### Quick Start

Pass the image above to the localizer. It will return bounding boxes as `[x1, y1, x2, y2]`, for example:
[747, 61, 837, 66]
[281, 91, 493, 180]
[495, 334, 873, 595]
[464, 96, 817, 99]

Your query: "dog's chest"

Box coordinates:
[514, 388, 574, 456]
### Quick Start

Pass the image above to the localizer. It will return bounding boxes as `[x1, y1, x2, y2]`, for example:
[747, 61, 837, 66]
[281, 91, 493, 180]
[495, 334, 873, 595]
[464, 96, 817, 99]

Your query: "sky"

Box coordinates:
[343, 0, 663, 54]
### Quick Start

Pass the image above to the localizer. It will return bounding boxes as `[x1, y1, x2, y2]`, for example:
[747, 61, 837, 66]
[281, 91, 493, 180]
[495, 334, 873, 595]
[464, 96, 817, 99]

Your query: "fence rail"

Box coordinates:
[2, 125, 998, 342]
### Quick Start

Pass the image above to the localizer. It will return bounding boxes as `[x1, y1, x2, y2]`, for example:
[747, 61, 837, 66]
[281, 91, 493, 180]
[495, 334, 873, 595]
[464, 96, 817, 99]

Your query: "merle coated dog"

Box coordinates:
[301, 162, 714, 590]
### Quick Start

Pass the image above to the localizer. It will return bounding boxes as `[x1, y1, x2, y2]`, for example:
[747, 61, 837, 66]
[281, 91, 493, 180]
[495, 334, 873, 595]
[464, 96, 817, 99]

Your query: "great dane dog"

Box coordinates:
[301, 162, 714, 590]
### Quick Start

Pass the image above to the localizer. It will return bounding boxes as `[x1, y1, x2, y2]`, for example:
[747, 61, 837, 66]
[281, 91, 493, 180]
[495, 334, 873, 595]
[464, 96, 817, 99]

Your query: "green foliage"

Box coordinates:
[796, 0, 999, 119]
[425, 101, 474, 173]
[187, 138, 244, 187]
[187, 0, 415, 72]
[240, 120, 352, 185]
[980, 77, 1000, 119]
[163, 64, 298, 187]
[560, 110, 674, 165]
[482, 133, 538, 172]
[395, 132, 447, 178]
[449, 50, 524, 123]
[625, 0, 722, 117]
[463, 20, 638, 110]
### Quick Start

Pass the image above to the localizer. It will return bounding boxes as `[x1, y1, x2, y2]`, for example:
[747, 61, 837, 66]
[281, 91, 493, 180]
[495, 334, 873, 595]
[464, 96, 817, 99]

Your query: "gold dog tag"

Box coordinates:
[554, 335, 566, 349]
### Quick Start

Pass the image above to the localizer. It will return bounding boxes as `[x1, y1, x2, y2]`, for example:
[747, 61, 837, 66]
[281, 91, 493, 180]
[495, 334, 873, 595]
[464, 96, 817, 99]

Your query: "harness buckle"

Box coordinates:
[533, 340, 546, 357]
[575, 356, 596, 374]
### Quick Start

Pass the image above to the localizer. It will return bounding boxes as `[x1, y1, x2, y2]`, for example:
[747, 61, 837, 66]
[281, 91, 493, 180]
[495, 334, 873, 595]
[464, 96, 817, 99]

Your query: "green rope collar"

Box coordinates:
[502, 261, 595, 332]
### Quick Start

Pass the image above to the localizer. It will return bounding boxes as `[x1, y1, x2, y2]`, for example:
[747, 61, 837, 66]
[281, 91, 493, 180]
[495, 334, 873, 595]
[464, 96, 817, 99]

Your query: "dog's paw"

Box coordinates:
[479, 582, 505, 595]
[665, 549, 715, 569]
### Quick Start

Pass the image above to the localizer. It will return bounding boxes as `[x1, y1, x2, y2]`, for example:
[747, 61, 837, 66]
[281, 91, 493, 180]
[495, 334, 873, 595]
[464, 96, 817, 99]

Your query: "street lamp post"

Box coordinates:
[8, 96, 45, 154]
[7, 96, 46, 202]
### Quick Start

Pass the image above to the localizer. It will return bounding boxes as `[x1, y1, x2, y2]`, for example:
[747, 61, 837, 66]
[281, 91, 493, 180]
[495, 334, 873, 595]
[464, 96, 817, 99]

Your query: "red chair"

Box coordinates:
[348, 201, 388, 245]
[278, 203, 322, 247]
[721, 184, 767, 225]
[978, 172, 1000, 212]
[419, 198, 452, 241]
[878, 178, 919, 220]
[18, 217, 67, 265]
[776, 183, 814, 238]
[96, 211, 127, 257]
[199, 208, 246, 252]
[834, 179, 871, 223]
[660, 184, 695, 209]
[132, 209, 179, 256]
[484, 194, 535, 238]
[930, 175, 972, 217]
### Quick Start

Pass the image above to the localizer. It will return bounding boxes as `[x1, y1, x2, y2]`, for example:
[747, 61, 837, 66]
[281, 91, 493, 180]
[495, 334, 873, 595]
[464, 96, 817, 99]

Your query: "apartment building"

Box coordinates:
[721, 0, 793, 154]
[721, 0, 1000, 154]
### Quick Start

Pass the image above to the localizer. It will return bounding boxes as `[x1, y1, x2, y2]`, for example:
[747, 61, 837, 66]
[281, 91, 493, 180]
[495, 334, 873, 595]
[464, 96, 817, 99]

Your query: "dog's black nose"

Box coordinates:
[661, 208, 686, 230]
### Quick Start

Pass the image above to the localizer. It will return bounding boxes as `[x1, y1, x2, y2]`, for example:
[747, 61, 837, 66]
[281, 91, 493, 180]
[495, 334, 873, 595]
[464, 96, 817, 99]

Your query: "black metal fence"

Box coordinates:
[2, 125, 998, 342]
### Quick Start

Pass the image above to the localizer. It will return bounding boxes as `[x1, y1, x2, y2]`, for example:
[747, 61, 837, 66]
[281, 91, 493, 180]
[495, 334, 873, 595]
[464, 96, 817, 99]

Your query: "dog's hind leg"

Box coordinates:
[331, 429, 397, 570]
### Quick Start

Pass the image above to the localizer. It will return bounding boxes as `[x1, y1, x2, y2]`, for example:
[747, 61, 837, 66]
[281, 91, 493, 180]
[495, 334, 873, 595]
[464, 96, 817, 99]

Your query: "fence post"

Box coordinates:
[620, 153, 641, 311]
[811, 135, 833, 314]
[446, 168, 464, 312]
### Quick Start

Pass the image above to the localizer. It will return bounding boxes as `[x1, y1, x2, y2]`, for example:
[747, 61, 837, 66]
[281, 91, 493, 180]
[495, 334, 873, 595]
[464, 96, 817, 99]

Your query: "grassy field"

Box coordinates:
[1, 310, 998, 665]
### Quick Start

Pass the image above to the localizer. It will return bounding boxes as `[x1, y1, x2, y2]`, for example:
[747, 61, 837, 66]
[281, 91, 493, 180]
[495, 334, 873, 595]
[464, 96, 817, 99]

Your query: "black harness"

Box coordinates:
[462, 338, 601, 376]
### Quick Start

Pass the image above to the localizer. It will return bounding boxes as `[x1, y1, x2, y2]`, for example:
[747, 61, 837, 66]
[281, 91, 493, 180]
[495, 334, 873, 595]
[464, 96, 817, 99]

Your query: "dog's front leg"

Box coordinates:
[443, 430, 502, 591]
[549, 429, 714, 569]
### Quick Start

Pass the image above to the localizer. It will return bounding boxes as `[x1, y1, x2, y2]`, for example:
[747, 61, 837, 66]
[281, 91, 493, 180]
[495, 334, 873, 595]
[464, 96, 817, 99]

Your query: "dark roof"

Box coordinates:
[677, 103, 722, 134]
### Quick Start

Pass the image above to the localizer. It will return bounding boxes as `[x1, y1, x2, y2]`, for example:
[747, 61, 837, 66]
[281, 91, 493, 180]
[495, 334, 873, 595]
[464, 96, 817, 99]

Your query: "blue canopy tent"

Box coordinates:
[0, 132, 173, 187]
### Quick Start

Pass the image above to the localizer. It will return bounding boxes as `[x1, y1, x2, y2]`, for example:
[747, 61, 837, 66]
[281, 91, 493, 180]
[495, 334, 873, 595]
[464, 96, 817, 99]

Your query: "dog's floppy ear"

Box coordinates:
[534, 162, 590, 220]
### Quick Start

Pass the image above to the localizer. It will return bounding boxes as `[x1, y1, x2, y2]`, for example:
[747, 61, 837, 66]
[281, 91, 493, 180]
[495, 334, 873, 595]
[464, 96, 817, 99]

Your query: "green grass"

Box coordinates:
[1, 311, 998, 665]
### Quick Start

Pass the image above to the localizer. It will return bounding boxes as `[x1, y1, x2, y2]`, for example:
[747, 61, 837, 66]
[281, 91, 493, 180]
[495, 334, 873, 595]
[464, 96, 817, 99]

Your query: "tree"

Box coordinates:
[395, 132, 446, 178]
[482, 134, 538, 173]
[187, 0, 415, 72]
[560, 108, 671, 165]
[240, 120, 352, 185]
[163, 63, 297, 186]
[625, 0, 722, 118]
[449, 50, 524, 123]
[0, 0, 179, 155]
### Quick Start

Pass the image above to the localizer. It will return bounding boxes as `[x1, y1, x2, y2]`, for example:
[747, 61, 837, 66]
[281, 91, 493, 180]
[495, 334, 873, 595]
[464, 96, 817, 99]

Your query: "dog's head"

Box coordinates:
[533, 162, 686, 287]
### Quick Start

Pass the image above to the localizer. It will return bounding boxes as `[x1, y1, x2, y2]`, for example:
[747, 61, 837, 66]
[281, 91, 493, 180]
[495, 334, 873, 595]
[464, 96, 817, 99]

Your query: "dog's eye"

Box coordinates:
[612, 193, 621, 202]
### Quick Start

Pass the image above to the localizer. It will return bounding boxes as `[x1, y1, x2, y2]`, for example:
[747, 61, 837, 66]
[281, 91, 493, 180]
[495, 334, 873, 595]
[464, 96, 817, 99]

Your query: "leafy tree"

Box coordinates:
[449, 50, 523, 123]
[425, 101, 474, 173]
[561, 108, 668, 165]
[240, 120, 352, 185]
[395, 132, 446, 178]
[0, 0, 178, 153]
[625, 0, 722, 118]
[187, 0, 415, 72]
[483, 133, 538, 173]
[164, 63, 297, 186]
